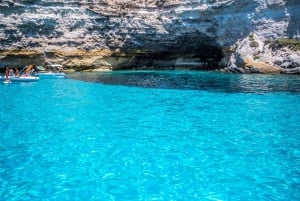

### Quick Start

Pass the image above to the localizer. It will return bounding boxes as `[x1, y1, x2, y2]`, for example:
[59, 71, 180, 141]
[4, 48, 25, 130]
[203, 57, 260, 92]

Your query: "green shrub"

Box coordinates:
[249, 34, 255, 41]
[269, 38, 300, 51]
[253, 55, 260, 60]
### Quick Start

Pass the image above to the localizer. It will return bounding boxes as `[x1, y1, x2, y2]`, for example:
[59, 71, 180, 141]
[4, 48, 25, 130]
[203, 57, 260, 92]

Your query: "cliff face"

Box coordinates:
[0, 0, 299, 73]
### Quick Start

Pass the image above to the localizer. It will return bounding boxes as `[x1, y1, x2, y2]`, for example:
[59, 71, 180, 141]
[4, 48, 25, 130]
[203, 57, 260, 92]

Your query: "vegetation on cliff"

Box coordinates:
[267, 38, 300, 51]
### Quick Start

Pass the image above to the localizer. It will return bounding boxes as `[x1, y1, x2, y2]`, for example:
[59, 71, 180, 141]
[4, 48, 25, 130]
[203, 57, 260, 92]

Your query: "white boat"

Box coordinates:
[37, 72, 66, 78]
[1, 64, 40, 83]
[36, 64, 67, 78]
[1, 75, 40, 82]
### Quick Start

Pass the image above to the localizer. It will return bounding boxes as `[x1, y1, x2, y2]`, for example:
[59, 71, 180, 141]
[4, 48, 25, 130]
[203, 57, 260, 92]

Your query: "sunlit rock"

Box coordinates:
[0, 0, 299, 73]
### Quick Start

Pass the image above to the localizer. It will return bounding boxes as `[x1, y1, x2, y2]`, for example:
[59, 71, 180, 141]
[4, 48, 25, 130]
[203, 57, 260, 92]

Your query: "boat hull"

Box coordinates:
[0, 75, 40, 82]
[37, 72, 66, 78]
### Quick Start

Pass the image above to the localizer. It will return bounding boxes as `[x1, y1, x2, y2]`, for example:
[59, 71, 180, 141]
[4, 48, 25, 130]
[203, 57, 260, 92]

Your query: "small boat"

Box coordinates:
[0, 75, 40, 82]
[36, 64, 67, 78]
[1, 64, 39, 83]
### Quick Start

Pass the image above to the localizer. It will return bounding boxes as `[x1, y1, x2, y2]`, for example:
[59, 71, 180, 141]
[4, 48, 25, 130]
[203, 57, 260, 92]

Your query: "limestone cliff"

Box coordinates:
[0, 0, 299, 73]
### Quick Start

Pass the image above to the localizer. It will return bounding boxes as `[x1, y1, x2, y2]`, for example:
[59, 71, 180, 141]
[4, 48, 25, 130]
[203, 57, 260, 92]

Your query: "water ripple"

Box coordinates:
[69, 71, 300, 93]
[0, 74, 299, 200]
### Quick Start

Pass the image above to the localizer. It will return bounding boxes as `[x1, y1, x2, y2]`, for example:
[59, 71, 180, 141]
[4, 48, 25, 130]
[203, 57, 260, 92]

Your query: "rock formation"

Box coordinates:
[0, 0, 299, 73]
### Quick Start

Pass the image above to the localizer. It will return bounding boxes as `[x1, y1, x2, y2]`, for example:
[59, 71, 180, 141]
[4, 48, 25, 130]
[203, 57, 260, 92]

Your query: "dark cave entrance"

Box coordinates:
[112, 46, 224, 70]
[113, 33, 225, 70]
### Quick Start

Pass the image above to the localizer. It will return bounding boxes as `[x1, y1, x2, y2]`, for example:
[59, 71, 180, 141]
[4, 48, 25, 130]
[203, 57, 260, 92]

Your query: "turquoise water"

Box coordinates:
[1, 71, 300, 201]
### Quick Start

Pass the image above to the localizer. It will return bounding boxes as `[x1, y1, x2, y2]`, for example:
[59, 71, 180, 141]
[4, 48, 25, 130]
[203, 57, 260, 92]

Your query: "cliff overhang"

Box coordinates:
[0, 0, 299, 74]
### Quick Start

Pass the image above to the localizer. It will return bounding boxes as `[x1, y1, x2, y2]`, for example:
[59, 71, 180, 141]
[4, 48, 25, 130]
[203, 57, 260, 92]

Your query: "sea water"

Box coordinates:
[0, 71, 300, 201]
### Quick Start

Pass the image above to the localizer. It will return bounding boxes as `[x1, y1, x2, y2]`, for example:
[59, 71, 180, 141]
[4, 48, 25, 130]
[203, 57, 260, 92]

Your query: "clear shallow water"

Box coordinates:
[0, 71, 300, 201]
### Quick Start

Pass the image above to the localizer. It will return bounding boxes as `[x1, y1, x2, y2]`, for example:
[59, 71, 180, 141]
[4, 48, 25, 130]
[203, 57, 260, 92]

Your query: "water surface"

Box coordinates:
[1, 71, 300, 200]
[69, 70, 300, 93]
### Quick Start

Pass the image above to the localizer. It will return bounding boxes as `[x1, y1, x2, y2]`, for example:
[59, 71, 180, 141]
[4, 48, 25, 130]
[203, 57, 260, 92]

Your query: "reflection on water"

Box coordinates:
[69, 71, 300, 93]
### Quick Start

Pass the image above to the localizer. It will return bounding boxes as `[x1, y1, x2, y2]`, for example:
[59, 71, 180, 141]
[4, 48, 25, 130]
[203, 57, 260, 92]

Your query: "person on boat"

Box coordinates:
[25, 64, 33, 76]
[14, 68, 20, 77]
[5, 66, 10, 81]
[8, 67, 14, 76]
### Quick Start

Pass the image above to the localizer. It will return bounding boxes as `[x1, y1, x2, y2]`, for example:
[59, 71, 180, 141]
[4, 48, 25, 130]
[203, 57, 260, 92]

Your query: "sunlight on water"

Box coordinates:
[1, 71, 300, 200]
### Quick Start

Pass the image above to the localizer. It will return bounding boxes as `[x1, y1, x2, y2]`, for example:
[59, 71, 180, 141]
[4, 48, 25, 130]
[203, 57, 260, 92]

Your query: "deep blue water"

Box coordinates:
[1, 71, 300, 201]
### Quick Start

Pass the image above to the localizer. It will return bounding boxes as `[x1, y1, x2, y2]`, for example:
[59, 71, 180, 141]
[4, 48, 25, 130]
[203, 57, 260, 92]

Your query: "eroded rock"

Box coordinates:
[0, 0, 299, 73]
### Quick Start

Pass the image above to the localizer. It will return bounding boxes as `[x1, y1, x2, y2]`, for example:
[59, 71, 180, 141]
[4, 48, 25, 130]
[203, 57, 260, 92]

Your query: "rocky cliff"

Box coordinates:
[0, 0, 299, 73]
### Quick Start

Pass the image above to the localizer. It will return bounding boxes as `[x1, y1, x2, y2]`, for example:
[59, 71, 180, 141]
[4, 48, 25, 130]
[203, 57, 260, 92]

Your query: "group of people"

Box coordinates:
[4, 66, 20, 81]
[4, 64, 35, 81]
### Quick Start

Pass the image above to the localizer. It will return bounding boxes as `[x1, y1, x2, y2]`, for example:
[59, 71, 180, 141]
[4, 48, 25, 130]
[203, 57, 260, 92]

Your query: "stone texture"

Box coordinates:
[0, 0, 299, 73]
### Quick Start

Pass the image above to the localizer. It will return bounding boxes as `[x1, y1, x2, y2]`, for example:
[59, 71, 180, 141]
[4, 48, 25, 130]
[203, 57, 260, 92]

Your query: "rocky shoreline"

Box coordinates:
[0, 0, 299, 74]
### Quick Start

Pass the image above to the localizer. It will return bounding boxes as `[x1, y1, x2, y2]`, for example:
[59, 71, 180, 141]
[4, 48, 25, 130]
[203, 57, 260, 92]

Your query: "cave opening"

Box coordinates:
[113, 45, 224, 70]
[114, 33, 225, 71]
